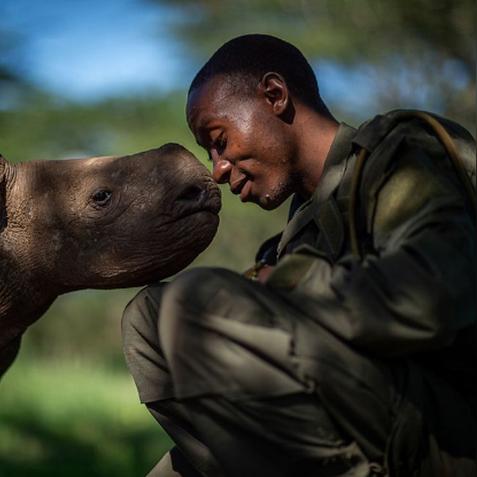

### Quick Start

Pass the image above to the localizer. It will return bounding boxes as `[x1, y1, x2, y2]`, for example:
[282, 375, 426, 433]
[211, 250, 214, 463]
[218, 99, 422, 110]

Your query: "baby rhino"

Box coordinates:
[0, 144, 221, 376]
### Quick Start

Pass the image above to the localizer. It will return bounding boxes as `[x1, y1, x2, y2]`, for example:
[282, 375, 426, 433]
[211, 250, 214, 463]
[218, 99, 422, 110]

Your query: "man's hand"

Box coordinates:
[256, 264, 275, 283]
[244, 261, 275, 283]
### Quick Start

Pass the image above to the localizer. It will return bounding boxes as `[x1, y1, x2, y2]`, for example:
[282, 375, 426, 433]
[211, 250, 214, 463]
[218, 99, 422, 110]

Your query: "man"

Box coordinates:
[122, 35, 476, 477]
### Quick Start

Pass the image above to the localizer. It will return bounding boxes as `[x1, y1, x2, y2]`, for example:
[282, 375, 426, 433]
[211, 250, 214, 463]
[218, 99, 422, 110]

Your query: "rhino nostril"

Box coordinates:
[176, 184, 205, 203]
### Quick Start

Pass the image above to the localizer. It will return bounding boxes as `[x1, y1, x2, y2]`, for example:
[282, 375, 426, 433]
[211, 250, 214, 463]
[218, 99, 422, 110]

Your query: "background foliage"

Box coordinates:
[0, 0, 475, 475]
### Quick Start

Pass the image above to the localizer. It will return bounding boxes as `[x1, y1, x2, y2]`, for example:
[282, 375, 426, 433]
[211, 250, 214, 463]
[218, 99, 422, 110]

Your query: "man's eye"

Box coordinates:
[213, 135, 227, 155]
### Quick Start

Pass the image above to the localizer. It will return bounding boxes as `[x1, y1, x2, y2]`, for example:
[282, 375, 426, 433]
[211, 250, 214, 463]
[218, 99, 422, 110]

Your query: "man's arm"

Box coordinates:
[269, 146, 475, 357]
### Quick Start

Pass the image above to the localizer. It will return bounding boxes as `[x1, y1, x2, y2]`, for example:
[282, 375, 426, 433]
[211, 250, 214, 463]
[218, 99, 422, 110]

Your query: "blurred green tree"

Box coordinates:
[150, 0, 475, 129]
[0, 29, 22, 98]
[0, 26, 43, 110]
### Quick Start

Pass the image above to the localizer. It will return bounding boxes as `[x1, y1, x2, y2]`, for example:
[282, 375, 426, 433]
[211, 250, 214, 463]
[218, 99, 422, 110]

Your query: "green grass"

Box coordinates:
[0, 358, 172, 477]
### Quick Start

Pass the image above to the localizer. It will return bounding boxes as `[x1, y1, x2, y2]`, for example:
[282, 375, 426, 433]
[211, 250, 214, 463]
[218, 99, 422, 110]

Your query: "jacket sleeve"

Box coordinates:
[269, 145, 476, 357]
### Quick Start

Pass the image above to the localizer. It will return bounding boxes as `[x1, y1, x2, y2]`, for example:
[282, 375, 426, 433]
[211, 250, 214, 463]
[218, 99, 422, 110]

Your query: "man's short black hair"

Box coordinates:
[189, 34, 326, 112]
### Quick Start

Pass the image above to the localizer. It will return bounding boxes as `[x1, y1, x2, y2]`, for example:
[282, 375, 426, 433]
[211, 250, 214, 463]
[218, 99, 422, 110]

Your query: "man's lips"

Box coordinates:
[230, 176, 246, 194]
[239, 180, 252, 202]
[230, 177, 252, 202]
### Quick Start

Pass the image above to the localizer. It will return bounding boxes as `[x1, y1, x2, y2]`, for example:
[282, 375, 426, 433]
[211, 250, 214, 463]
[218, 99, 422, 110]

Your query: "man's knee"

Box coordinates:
[122, 269, 228, 370]
[121, 282, 168, 373]
[122, 283, 165, 338]
[122, 282, 176, 402]
[161, 268, 230, 319]
[158, 269, 304, 399]
[159, 268, 239, 350]
[158, 267, 223, 358]
[122, 287, 148, 335]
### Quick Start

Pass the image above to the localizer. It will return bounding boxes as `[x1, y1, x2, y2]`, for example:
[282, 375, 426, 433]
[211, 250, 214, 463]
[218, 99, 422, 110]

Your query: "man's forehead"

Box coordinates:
[187, 78, 241, 127]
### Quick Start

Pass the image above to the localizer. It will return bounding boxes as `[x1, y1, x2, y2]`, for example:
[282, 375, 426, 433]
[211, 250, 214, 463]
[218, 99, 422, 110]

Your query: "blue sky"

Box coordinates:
[1, 0, 461, 115]
[1, 0, 188, 99]
[0, 0, 378, 110]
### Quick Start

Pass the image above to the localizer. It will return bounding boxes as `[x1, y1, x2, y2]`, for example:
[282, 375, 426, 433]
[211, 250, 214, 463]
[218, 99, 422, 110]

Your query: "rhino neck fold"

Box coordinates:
[0, 256, 58, 348]
[0, 288, 56, 349]
[0, 155, 6, 182]
[0, 158, 8, 233]
[0, 281, 55, 379]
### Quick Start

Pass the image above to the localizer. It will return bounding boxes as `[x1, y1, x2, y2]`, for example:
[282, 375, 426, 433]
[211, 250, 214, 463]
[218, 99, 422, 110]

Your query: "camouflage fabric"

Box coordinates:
[122, 113, 476, 477]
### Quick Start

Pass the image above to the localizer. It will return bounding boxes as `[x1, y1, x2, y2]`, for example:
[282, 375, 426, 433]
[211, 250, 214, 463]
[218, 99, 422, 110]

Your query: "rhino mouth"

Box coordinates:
[176, 190, 221, 221]
[200, 190, 222, 214]
[172, 178, 221, 220]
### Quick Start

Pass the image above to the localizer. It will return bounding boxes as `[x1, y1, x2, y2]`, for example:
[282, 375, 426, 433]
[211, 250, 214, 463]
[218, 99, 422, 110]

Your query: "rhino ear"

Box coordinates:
[0, 154, 6, 173]
[0, 154, 7, 231]
[0, 154, 6, 188]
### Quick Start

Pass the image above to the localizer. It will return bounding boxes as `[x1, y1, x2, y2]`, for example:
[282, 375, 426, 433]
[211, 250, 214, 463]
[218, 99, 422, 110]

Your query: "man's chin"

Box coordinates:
[255, 192, 289, 210]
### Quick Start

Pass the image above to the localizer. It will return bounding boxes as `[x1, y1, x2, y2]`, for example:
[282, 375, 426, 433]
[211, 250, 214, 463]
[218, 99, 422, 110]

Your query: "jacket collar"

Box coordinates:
[277, 123, 357, 257]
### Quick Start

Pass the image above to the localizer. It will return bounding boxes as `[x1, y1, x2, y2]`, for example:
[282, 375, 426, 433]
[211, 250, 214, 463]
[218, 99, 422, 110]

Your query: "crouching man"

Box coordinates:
[122, 35, 476, 477]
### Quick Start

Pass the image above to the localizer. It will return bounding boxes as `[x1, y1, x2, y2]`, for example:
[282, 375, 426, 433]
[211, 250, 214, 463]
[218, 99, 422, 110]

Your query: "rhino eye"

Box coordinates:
[91, 189, 112, 206]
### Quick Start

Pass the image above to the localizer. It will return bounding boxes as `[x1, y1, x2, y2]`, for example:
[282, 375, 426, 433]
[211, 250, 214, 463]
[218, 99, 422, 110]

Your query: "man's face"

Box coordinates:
[186, 76, 296, 210]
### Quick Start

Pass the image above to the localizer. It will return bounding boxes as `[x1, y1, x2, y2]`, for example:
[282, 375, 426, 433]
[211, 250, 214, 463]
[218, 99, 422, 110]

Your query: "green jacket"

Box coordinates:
[262, 110, 476, 396]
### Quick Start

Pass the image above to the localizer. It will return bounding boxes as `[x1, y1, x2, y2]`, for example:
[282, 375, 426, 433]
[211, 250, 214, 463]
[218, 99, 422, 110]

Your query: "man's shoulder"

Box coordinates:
[352, 110, 475, 192]
[355, 109, 474, 149]
[355, 110, 475, 169]
[350, 110, 475, 249]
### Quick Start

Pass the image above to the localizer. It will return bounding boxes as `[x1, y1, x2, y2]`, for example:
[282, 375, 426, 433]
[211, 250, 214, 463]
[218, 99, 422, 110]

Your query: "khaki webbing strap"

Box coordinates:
[349, 147, 370, 259]
[349, 111, 477, 260]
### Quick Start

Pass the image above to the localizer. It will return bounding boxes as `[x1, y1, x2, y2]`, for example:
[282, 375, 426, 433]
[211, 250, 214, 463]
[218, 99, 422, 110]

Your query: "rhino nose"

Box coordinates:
[176, 183, 208, 204]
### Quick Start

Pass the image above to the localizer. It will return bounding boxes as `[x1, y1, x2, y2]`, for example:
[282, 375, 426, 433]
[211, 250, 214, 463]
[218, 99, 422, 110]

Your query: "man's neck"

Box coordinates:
[292, 110, 339, 199]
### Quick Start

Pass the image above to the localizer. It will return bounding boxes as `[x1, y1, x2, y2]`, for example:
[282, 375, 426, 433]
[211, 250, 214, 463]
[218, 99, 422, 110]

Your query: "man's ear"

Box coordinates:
[258, 72, 289, 116]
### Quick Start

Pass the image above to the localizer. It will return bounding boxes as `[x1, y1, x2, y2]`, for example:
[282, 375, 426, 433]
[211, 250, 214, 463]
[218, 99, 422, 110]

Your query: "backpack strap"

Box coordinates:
[348, 110, 476, 259]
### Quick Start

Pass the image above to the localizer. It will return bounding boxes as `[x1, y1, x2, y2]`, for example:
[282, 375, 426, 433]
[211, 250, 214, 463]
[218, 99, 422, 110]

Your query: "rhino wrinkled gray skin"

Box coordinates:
[0, 144, 221, 376]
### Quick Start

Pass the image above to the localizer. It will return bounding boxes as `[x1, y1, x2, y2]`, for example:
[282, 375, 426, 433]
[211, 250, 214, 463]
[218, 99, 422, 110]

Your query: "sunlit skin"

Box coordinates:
[186, 73, 340, 211]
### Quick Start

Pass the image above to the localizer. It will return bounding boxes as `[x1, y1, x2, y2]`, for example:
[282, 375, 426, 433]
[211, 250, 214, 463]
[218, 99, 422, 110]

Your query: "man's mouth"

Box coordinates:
[239, 180, 252, 202]
[230, 177, 252, 202]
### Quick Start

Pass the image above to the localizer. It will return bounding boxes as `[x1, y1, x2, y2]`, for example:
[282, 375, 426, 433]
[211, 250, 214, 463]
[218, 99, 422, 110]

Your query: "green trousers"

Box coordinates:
[121, 268, 476, 477]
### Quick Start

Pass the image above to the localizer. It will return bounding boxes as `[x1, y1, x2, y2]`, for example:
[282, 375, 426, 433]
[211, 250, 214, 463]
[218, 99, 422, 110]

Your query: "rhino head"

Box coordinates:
[0, 144, 221, 375]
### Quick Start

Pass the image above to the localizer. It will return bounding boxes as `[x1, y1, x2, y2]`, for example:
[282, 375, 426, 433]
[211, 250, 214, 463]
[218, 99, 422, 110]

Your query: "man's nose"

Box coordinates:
[212, 158, 233, 184]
